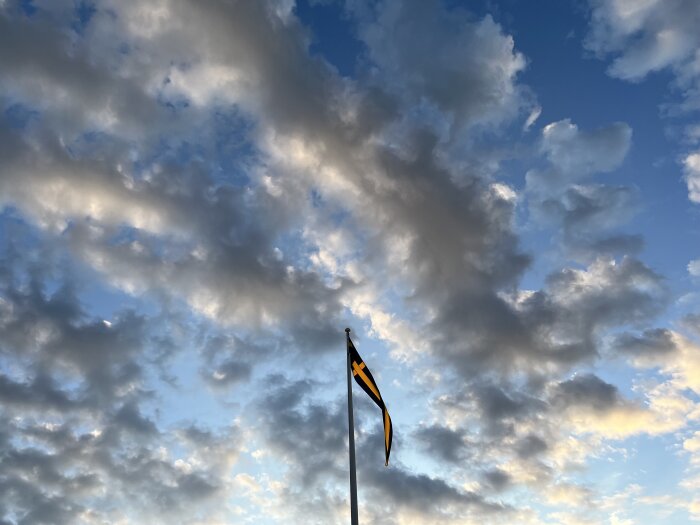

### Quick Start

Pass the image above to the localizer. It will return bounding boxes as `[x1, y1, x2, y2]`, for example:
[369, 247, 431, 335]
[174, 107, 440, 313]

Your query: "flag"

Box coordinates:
[348, 336, 393, 466]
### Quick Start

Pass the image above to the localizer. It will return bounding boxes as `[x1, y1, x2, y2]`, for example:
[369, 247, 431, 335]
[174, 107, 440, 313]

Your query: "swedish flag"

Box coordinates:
[348, 336, 393, 466]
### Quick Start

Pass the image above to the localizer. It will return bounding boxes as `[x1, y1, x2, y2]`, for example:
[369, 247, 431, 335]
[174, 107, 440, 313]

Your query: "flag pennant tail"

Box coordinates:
[348, 336, 393, 466]
[383, 408, 392, 466]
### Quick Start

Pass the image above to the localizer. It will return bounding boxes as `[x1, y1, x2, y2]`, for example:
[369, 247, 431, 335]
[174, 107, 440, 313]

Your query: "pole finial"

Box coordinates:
[345, 327, 351, 334]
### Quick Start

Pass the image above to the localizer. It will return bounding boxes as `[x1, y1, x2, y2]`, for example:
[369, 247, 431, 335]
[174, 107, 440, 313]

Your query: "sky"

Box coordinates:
[1, 0, 700, 524]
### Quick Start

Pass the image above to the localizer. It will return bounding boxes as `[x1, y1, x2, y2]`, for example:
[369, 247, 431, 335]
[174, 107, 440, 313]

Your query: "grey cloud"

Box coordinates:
[544, 257, 667, 330]
[346, 0, 529, 134]
[256, 376, 511, 522]
[542, 184, 640, 236]
[198, 334, 270, 388]
[0, 0, 352, 356]
[257, 376, 347, 486]
[414, 423, 469, 464]
[430, 256, 667, 377]
[679, 313, 700, 338]
[0, 372, 79, 412]
[613, 328, 676, 358]
[515, 434, 548, 459]
[0, 0, 659, 398]
[527, 120, 638, 260]
[112, 403, 158, 436]
[203, 358, 252, 387]
[482, 468, 511, 491]
[549, 205, 642, 262]
[0, 413, 241, 524]
[582, 234, 645, 258]
[555, 374, 619, 411]
[0, 7, 163, 139]
[0, 252, 150, 411]
[364, 461, 507, 514]
[0, 228, 244, 523]
[475, 384, 536, 421]
[0, 274, 145, 410]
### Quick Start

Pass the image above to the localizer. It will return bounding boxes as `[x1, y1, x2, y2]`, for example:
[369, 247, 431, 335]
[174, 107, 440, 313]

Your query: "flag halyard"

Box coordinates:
[348, 337, 393, 466]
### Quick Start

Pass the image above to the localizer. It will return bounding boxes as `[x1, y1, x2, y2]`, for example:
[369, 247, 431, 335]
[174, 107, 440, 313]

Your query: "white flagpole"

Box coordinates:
[345, 327, 359, 525]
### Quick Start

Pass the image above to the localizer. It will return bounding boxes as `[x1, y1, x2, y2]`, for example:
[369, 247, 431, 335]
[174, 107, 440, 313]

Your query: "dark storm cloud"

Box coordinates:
[362, 458, 508, 514]
[112, 402, 159, 436]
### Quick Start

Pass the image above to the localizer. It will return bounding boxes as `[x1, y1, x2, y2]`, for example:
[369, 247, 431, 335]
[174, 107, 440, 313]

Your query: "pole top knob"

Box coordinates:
[345, 327, 351, 333]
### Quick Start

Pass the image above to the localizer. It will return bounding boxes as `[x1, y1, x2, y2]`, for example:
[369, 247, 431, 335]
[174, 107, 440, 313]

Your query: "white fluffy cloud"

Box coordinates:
[585, 0, 700, 203]
[684, 152, 700, 204]
[585, 0, 700, 81]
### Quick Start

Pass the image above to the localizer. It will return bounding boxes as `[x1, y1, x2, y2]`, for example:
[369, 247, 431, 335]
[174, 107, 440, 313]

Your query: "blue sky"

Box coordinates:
[2, 0, 700, 524]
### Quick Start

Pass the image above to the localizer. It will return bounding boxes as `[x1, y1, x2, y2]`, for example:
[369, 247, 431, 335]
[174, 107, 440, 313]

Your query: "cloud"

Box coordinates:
[526, 119, 637, 260]
[0, 414, 242, 524]
[612, 328, 677, 365]
[526, 119, 632, 197]
[679, 312, 700, 338]
[685, 153, 700, 204]
[0, 0, 694, 522]
[523, 106, 542, 131]
[349, 0, 529, 133]
[539, 119, 632, 181]
[613, 328, 700, 393]
[0, 1, 544, 520]
[431, 255, 667, 378]
[414, 423, 470, 464]
[0, 247, 244, 524]
[584, 0, 700, 203]
[585, 0, 700, 82]
[253, 376, 514, 524]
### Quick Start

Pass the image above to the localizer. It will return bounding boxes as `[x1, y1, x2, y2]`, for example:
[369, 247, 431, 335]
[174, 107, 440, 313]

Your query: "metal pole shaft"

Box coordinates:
[346, 328, 359, 525]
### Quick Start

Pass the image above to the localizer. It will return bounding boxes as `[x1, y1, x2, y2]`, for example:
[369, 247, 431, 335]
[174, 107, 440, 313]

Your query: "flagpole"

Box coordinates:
[345, 327, 359, 525]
